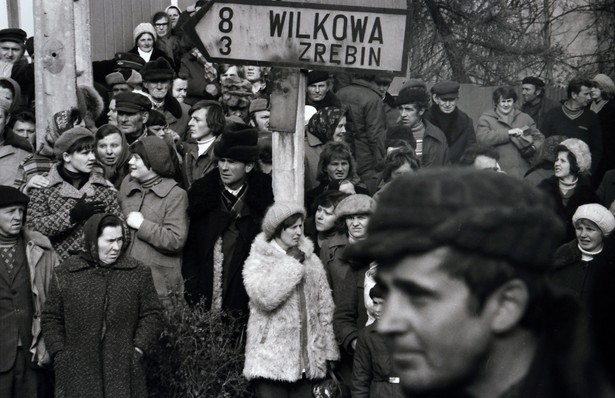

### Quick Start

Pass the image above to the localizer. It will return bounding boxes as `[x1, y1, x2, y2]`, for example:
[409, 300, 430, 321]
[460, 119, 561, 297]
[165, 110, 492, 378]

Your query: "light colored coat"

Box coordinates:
[242, 233, 339, 382]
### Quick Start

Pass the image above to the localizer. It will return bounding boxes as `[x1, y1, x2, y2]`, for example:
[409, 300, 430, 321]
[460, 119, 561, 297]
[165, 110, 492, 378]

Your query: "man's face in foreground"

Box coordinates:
[377, 247, 494, 394]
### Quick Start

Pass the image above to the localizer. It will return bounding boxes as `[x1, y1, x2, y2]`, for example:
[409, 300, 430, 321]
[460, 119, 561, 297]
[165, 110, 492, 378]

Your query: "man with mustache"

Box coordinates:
[0, 186, 58, 397]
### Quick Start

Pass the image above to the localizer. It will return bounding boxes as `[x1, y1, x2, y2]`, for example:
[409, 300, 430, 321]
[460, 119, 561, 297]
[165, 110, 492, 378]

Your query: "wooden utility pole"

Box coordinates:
[74, 0, 93, 86]
[270, 68, 306, 203]
[34, 0, 78, 146]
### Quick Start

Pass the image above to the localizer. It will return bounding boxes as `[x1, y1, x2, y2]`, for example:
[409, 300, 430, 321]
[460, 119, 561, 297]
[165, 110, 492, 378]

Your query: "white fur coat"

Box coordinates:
[242, 233, 340, 382]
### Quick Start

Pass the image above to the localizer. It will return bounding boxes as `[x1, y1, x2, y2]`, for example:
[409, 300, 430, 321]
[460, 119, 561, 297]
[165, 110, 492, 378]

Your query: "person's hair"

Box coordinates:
[95, 124, 122, 141]
[272, 213, 304, 240]
[369, 282, 385, 300]
[9, 110, 35, 128]
[567, 77, 592, 99]
[152, 11, 170, 25]
[459, 143, 500, 166]
[189, 101, 226, 136]
[593, 81, 615, 100]
[97, 215, 124, 244]
[555, 146, 580, 176]
[381, 147, 420, 183]
[316, 141, 355, 183]
[174, 72, 188, 83]
[492, 86, 518, 104]
[0, 79, 15, 98]
[315, 190, 349, 211]
[145, 110, 167, 127]
[218, 64, 237, 77]
[64, 136, 95, 156]
[386, 139, 413, 152]
[353, 73, 377, 82]
[437, 247, 549, 332]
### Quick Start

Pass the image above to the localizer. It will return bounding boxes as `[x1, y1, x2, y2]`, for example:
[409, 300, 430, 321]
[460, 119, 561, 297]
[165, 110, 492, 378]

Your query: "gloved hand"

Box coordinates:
[326, 360, 338, 373]
[69, 194, 106, 223]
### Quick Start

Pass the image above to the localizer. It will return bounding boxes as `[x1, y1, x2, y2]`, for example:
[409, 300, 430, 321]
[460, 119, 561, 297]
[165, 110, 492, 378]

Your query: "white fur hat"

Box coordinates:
[573, 204, 615, 236]
[262, 202, 306, 240]
[133, 23, 156, 43]
[560, 138, 591, 174]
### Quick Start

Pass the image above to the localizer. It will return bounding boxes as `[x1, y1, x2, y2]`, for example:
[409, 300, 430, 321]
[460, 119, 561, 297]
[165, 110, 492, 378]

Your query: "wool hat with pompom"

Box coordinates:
[559, 138, 591, 174]
[262, 202, 306, 240]
[573, 204, 615, 237]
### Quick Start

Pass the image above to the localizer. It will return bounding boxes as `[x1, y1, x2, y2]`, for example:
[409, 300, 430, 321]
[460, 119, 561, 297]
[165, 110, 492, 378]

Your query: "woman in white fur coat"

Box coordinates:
[243, 202, 340, 398]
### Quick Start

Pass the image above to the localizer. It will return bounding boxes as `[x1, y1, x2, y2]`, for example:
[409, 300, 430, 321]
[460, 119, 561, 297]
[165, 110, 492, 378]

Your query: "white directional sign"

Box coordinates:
[183, 0, 409, 75]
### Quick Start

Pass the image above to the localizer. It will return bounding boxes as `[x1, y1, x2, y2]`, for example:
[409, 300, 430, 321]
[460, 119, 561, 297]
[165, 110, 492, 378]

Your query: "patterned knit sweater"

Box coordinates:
[26, 165, 123, 261]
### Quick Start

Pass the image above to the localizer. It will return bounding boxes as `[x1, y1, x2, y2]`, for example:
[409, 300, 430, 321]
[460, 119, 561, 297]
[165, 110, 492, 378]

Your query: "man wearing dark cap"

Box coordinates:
[0, 28, 26, 69]
[0, 185, 57, 398]
[115, 92, 152, 144]
[520, 76, 558, 128]
[345, 168, 614, 398]
[248, 97, 270, 133]
[394, 86, 449, 168]
[141, 58, 190, 138]
[183, 128, 274, 314]
[105, 69, 142, 98]
[426, 80, 476, 163]
[306, 70, 341, 110]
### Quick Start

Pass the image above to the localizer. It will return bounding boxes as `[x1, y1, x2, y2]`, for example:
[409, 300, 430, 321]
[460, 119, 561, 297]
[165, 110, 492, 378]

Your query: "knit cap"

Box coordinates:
[53, 127, 94, 157]
[573, 204, 615, 237]
[559, 138, 591, 174]
[129, 136, 176, 178]
[592, 74, 615, 95]
[262, 201, 306, 240]
[335, 194, 376, 219]
[345, 168, 565, 271]
[133, 23, 156, 43]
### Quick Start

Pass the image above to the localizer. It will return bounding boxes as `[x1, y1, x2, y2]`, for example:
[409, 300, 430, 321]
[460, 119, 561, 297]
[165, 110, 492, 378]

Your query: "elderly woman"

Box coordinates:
[551, 203, 615, 303]
[118, 136, 187, 307]
[242, 202, 339, 397]
[94, 124, 129, 189]
[305, 106, 349, 189]
[42, 213, 162, 397]
[538, 138, 599, 243]
[128, 22, 174, 67]
[305, 141, 368, 212]
[477, 86, 545, 178]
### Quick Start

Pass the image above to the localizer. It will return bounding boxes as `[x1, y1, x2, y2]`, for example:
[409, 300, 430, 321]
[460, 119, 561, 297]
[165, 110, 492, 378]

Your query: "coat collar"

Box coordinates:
[306, 132, 324, 147]
[66, 254, 138, 272]
[423, 119, 448, 144]
[46, 164, 110, 198]
[124, 176, 178, 198]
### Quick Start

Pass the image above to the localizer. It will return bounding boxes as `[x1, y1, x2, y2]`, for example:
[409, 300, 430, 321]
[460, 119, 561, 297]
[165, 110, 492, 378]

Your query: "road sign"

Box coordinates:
[183, 0, 409, 75]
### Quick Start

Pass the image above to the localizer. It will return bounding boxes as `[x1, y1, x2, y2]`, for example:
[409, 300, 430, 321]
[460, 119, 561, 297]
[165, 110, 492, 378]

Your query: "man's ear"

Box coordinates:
[418, 108, 426, 117]
[486, 279, 529, 334]
[245, 162, 255, 173]
[142, 111, 149, 124]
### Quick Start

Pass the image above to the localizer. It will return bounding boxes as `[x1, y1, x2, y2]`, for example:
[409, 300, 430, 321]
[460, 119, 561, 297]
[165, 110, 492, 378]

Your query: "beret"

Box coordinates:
[573, 204, 615, 237]
[522, 77, 545, 87]
[346, 168, 565, 272]
[335, 194, 376, 218]
[0, 185, 29, 209]
[307, 70, 329, 86]
[115, 92, 152, 113]
[53, 127, 95, 157]
[0, 28, 26, 44]
[262, 201, 306, 240]
[431, 80, 460, 100]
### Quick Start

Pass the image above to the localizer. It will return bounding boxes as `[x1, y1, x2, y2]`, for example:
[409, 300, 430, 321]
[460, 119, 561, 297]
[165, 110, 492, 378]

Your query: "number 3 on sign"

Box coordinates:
[219, 7, 233, 55]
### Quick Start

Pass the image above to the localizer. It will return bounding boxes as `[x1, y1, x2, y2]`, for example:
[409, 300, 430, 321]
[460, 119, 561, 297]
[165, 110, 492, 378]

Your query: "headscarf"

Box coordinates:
[80, 213, 125, 267]
[307, 106, 346, 143]
[39, 108, 83, 157]
[95, 124, 130, 187]
[0, 77, 22, 111]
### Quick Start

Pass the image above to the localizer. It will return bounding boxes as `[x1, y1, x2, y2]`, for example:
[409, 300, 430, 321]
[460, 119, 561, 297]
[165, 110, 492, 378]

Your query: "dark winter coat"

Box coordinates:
[537, 175, 599, 243]
[242, 234, 339, 381]
[127, 46, 176, 70]
[333, 259, 368, 354]
[352, 323, 404, 398]
[597, 169, 615, 209]
[522, 95, 560, 130]
[319, 232, 349, 296]
[422, 120, 451, 168]
[593, 100, 615, 182]
[306, 90, 342, 111]
[42, 214, 162, 398]
[179, 53, 218, 105]
[183, 170, 273, 312]
[426, 105, 476, 164]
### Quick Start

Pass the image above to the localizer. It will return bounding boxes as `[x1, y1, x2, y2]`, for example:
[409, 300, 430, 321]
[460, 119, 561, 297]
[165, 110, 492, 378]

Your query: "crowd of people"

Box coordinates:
[1, 2, 615, 397]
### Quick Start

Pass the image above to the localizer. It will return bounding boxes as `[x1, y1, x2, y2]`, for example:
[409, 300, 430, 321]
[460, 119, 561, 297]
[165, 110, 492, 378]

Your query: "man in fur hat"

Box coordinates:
[345, 168, 614, 398]
[183, 128, 273, 314]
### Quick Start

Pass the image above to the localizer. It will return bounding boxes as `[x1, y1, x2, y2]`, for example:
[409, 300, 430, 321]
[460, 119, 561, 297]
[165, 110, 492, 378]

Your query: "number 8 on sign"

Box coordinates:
[219, 7, 233, 55]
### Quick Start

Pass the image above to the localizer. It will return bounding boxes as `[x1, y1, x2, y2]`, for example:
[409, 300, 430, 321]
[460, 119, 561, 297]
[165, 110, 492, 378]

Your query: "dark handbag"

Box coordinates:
[510, 127, 536, 159]
[313, 369, 348, 398]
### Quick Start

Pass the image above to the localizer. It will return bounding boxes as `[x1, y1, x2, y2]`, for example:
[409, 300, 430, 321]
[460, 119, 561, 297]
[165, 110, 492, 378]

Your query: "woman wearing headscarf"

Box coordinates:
[305, 106, 348, 190]
[242, 202, 339, 397]
[95, 124, 130, 189]
[538, 138, 599, 243]
[42, 213, 162, 398]
[118, 136, 187, 307]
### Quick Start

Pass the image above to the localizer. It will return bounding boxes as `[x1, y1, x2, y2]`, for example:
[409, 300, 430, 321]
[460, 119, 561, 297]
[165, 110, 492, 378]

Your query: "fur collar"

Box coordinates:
[187, 169, 273, 219]
[553, 240, 582, 269]
[164, 92, 183, 118]
[251, 232, 315, 259]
